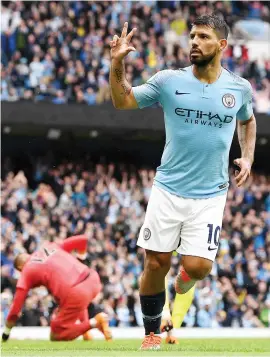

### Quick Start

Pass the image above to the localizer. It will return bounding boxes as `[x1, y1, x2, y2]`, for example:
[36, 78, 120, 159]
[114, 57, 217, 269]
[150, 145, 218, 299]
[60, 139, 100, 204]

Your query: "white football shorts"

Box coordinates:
[137, 185, 227, 261]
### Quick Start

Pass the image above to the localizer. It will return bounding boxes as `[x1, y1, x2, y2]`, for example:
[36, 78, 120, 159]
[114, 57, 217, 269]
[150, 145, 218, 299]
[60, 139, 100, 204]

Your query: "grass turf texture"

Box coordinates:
[2, 339, 270, 357]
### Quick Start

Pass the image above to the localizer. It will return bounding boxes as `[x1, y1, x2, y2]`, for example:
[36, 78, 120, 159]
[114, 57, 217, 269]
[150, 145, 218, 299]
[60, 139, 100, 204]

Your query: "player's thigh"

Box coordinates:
[177, 194, 227, 261]
[50, 305, 83, 332]
[137, 185, 183, 252]
[74, 270, 102, 303]
[65, 270, 101, 311]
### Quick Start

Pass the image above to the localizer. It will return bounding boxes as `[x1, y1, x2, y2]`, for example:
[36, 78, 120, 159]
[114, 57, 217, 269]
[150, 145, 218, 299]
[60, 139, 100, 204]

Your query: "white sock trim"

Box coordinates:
[89, 318, 97, 328]
[142, 312, 163, 321]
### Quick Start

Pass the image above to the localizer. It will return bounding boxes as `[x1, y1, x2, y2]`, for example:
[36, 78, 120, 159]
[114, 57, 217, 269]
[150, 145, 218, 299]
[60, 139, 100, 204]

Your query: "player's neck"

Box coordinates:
[192, 62, 223, 84]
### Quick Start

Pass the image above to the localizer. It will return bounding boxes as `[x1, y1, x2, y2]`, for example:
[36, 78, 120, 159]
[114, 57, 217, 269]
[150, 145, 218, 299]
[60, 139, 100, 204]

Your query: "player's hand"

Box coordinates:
[2, 332, 10, 342]
[110, 22, 137, 62]
[234, 158, 252, 187]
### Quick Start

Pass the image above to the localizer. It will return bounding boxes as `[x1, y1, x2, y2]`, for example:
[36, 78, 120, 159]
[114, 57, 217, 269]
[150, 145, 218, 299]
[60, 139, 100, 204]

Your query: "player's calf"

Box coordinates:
[175, 257, 212, 294]
[140, 251, 171, 337]
[175, 266, 196, 294]
[182, 256, 212, 280]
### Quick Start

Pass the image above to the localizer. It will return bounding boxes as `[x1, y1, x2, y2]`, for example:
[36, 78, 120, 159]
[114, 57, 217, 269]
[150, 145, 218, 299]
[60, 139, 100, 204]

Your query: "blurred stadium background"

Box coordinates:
[1, 0, 270, 339]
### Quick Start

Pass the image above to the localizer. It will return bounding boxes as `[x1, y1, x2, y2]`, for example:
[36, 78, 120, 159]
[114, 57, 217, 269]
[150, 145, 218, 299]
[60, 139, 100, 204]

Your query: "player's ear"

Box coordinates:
[219, 39, 227, 52]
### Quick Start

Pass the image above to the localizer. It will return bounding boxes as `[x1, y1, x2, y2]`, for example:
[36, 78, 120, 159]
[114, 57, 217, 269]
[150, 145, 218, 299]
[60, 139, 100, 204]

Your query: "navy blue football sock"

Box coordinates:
[140, 290, 165, 335]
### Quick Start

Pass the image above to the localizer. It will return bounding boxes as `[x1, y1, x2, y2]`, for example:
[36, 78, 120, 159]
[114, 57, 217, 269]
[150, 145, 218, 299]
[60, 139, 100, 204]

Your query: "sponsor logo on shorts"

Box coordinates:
[208, 246, 218, 251]
[143, 228, 151, 241]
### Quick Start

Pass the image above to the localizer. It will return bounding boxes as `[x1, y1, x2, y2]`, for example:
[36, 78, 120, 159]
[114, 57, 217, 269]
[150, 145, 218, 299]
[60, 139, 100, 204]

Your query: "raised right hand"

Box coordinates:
[110, 22, 137, 62]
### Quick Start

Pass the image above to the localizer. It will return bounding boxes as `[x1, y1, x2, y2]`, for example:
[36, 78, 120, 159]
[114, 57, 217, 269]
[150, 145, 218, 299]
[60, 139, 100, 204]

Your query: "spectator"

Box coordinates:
[84, 87, 97, 105]
[0, 1, 269, 110]
[29, 56, 44, 89]
[197, 303, 213, 328]
[7, 88, 19, 102]
[52, 90, 66, 105]
[116, 296, 131, 327]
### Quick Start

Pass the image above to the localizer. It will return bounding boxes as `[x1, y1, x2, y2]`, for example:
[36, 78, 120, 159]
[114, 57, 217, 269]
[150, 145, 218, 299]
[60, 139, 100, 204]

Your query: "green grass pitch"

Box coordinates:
[2, 339, 270, 357]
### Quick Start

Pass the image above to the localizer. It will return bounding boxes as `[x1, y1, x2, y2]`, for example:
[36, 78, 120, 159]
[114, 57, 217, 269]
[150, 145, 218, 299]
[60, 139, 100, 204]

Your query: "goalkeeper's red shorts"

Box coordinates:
[50, 269, 101, 341]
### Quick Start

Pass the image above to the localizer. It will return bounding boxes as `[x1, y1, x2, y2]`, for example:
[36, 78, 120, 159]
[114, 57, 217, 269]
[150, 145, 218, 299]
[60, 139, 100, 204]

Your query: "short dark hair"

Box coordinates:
[192, 14, 230, 39]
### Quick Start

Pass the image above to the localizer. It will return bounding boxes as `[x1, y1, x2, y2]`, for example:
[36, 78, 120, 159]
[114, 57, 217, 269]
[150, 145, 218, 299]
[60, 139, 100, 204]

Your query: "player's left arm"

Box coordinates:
[235, 84, 257, 187]
[2, 288, 28, 342]
[59, 235, 88, 258]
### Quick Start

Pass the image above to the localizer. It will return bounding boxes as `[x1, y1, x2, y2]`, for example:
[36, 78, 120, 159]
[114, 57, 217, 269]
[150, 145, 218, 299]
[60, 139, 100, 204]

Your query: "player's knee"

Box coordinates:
[50, 332, 58, 341]
[145, 257, 162, 272]
[50, 330, 73, 342]
[50, 323, 63, 341]
[182, 257, 212, 280]
[144, 250, 171, 274]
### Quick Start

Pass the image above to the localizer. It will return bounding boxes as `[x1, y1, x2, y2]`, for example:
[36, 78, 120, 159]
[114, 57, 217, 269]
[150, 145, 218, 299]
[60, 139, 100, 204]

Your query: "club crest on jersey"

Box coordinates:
[143, 228, 151, 241]
[222, 93, 235, 108]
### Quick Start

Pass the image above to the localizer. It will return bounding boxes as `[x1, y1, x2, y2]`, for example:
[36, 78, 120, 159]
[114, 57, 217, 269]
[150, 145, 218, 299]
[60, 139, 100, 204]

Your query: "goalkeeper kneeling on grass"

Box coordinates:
[2, 235, 112, 343]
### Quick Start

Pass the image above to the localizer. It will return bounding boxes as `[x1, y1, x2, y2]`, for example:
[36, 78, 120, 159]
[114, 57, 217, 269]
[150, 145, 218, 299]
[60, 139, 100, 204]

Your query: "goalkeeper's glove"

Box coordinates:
[2, 326, 11, 342]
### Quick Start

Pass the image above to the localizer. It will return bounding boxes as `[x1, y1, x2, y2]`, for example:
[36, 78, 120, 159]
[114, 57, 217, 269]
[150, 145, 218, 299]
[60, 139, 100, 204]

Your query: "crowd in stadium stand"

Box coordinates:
[1, 1, 270, 112]
[1, 155, 270, 328]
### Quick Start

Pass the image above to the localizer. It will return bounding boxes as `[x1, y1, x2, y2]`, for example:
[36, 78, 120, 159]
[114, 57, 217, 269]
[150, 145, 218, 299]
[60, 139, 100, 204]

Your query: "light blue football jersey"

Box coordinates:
[132, 66, 253, 198]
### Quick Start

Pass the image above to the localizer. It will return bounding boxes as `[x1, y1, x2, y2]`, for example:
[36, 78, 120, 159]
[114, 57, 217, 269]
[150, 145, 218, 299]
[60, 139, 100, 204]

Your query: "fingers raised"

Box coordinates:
[121, 22, 128, 38]
[235, 168, 246, 182]
[237, 171, 249, 187]
[127, 46, 136, 53]
[110, 35, 120, 49]
[235, 167, 250, 187]
[126, 27, 137, 43]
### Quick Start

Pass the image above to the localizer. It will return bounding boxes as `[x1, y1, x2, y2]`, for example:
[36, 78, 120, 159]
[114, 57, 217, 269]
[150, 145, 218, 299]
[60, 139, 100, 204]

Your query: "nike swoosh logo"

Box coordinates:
[175, 91, 190, 95]
[208, 246, 218, 251]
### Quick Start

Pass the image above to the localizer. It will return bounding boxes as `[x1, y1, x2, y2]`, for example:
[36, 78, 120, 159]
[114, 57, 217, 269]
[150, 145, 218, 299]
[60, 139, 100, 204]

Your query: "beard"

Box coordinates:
[189, 48, 218, 67]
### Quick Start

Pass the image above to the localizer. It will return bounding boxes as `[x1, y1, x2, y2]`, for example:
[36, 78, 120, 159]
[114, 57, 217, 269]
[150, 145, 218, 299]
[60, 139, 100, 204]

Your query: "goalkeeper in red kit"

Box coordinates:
[2, 235, 108, 342]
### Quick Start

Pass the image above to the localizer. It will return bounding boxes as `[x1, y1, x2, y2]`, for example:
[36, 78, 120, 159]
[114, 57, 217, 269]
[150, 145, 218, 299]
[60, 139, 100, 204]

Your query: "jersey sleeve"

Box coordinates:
[236, 82, 254, 121]
[6, 288, 28, 323]
[132, 70, 174, 109]
[16, 268, 32, 290]
[60, 235, 88, 254]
